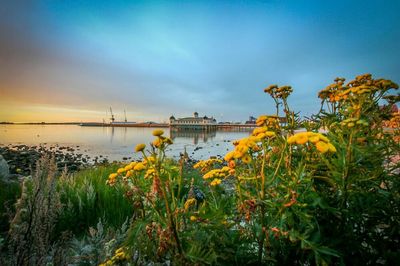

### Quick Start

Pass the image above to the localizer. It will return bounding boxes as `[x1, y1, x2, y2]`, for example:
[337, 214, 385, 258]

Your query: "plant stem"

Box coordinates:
[258, 142, 268, 263]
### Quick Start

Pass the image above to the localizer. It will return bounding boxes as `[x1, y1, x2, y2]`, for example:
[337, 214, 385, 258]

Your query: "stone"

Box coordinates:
[0, 155, 10, 180]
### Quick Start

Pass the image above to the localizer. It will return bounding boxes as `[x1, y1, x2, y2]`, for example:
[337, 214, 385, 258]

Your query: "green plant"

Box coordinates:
[7, 155, 62, 266]
[57, 164, 134, 236]
[0, 179, 21, 234]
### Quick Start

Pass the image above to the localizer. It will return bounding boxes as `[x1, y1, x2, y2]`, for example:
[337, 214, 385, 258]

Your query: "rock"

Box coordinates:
[0, 155, 10, 180]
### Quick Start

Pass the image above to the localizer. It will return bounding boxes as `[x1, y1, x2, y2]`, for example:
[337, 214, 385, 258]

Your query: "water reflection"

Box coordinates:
[169, 129, 217, 145]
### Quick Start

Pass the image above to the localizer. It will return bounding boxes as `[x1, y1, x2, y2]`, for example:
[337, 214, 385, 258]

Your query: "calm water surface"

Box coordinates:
[0, 125, 250, 161]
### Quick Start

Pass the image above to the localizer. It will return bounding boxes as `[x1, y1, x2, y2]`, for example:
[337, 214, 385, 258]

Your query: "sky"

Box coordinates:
[0, 0, 399, 123]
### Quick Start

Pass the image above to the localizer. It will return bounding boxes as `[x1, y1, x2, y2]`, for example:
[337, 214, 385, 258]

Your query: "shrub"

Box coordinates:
[106, 74, 399, 265]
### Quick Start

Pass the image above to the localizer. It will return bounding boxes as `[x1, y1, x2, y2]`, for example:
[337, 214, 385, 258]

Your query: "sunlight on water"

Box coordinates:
[0, 125, 250, 161]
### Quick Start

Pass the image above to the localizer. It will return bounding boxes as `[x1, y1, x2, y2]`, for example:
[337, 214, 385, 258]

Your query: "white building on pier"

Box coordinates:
[169, 112, 217, 130]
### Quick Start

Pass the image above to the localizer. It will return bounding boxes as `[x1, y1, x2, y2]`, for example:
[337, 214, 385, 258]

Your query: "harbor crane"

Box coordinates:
[109, 107, 115, 123]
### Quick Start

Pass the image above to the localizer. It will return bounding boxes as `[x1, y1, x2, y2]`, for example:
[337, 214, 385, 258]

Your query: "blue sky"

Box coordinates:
[1, 0, 399, 122]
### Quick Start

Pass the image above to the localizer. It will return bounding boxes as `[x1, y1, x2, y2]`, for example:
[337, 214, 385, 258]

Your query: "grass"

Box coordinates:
[56, 164, 134, 236]
[0, 179, 21, 234]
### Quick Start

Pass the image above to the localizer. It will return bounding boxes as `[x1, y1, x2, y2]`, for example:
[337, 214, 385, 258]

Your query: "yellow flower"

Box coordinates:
[316, 141, 329, 153]
[236, 144, 249, 154]
[184, 198, 196, 211]
[144, 168, 156, 179]
[152, 129, 164, 136]
[210, 178, 222, 186]
[135, 143, 146, 152]
[318, 134, 329, 143]
[109, 173, 118, 179]
[295, 133, 308, 145]
[134, 162, 146, 171]
[152, 138, 162, 148]
[327, 143, 337, 153]
[190, 216, 197, 221]
[203, 170, 216, 179]
[242, 154, 252, 164]
[145, 156, 156, 164]
[256, 115, 268, 126]
[252, 127, 268, 136]
[125, 170, 133, 178]
[124, 165, 133, 171]
[264, 131, 276, 137]
[117, 168, 126, 174]
[129, 162, 137, 168]
[287, 135, 296, 144]
[308, 135, 320, 143]
[233, 150, 244, 159]
[224, 151, 235, 161]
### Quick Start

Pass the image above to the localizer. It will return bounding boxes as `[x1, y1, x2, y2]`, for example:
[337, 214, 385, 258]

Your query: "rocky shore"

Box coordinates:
[0, 144, 110, 178]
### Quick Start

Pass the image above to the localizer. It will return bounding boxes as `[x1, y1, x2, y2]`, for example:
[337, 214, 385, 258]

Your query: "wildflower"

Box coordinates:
[315, 141, 329, 153]
[308, 135, 320, 143]
[252, 127, 268, 136]
[224, 151, 235, 161]
[193, 158, 222, 173]
[190, 216, 197, 221]
[125, 170, 133, 178]
[117, 168, 126, 174]
[287, 135, 297, 144]
[210, 178, 222, 186]
[124, 164, 133, 171]
[144, 156, 156, 164]
[233, 150, 244, 159]
[236, 144, 249, 154]
[152, 129, 164, 136]
[144, 168, 156, 179]
[203, 167, 230, 180]
[242, 154, 252, 164]
[107, 173, 118, 186]
[184, 198, 196, 211]
[265, 131, 276, 137]
[256, 115, 268, 126]
[153, 138, 162, 148]
[295, 133, 308, 145]
[109, 173, 118, 179]
[135, 143, 146, 152]
[287, 131, 336, 154]
[327, 143, 337, 152]
[134, 162, 146, 171]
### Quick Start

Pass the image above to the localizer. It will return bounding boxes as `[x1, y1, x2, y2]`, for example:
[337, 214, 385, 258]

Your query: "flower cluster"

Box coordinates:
[287, 132, 336, 154]
[255, 115, 281, 129]
[106, 159, 154, 185]
[106, 130, 172, 186]
[264, 85, 293, 99]
[389, 112, 400, 129]
[224, 126, 276, 164]
[203, 166, 232, 186]
[225, 137, 257, 163]
[340, 118, 368, 128]
[318, 77, 346, 102]
[99, 247, 130, 266]
[193, 158, 223, 173]
[252, 126, 277, 140]
[151, 129, 173, 148]
[318, 74, 399, 104]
